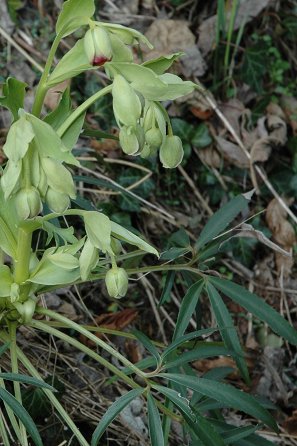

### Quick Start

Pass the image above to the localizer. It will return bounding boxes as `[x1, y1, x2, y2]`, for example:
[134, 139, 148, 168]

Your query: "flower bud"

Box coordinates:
[112, 75, 142, 126]
[145, 127, 163, 149]
[15, 187, 42, 219]
[84, 26, 112, 66]
[159, 135, 184, 169]
[119, 125, 144, 155]
[105, 267, 128, 299]
[45, 187, 70, 213]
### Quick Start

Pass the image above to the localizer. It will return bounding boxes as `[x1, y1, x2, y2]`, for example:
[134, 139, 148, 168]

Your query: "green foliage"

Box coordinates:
[0, 1, 296, 445]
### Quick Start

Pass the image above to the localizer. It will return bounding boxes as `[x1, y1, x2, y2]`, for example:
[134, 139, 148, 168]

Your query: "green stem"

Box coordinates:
[31, 34, 62, 117]
[8, 322, 28, 446]
[56, 84, 112, 137]
[0, 408, 10, 446]
[35, 308, 146, 379]
[14, 228, 32, 285]
[31, 320, 140, 388]
[0, 332, 89, 446]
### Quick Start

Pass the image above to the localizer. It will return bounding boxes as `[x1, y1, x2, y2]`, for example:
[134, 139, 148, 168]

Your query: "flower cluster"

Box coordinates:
[1, 111, 77, 219]
[112, 74, 184, 168]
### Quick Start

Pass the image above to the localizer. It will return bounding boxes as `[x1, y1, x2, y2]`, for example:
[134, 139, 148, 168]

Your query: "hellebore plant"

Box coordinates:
[0, 1, 296, 445]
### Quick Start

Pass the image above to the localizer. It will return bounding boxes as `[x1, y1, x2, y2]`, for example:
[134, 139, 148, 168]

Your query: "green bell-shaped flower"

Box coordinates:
[84, 26, 113, 66]
[159, 135, 184, 168]
[119, 125, 144, 155]
[14, 187, 42, 219]
[145, 127, 163, 149]
[105, 267, 129, 299]
[45, 187, 70, 213]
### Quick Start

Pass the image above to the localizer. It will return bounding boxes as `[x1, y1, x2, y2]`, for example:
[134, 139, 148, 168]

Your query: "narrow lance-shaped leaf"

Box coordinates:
[153, 385, 224, 446]
[133, 330, 161, 366]
[147, 393, 164, 446]
[210, 277, 297, 345]
[173, 280, 204, 341]
[0, 387, 43, 446]
[160, 373, 278, 432]
[0, 373, 56, 391]
[91, 388, 144, 446]
[196, 193, 251, 249]
[206, 282, 250, 383]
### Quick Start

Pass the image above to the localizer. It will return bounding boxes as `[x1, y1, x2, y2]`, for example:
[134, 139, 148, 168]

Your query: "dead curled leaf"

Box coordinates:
[80, 308, 138, 347]
[222, 223, 292, 257]
[266, 198, 296, 277]
[280, 95, 297, 136]
[144, 19, 207, 77]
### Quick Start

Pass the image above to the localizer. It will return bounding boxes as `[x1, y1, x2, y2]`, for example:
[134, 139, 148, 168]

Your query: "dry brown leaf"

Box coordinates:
[266, 198, 296, 277]
[198, 146, 221, 168]
[198, 0, 271, 55]
[144, 20, 207, 77]
[280, 95, 297, 136]
[44, 80, 70, 110]
[283, 410, 297, 434]
[250, 138, 272, 164]
[266, 114, 287, 145]
[80, 308, 138, 346]
[215, 135, 249, 168]
[229, 223, 292, 257]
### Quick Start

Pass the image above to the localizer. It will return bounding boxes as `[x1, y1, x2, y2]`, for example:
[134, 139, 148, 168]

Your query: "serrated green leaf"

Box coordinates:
[0, 387, 43, 446]
[91, 388, 144, 445]
[142, 53, 183, 75]
[206, 283, 250, 383]
[210, 277, 297, 345]
[160, 373, 278, 431]
[0, 77, 27, 121]
[173, 280, 204, 341]
[147, 393, 164, 446]
[196, 194, 250, 249]
[56, 0, 95, 37]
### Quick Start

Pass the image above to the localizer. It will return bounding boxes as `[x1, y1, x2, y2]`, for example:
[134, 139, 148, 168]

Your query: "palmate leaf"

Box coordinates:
[162, 328, 218, 359]
[160, 374, 278, 431]
[91, 388, 144, 446]
[206, 283, 250, 383]
[147, 393, 164, 446]
[210, 278, 297, 345]
[0, 387, 43, 446]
